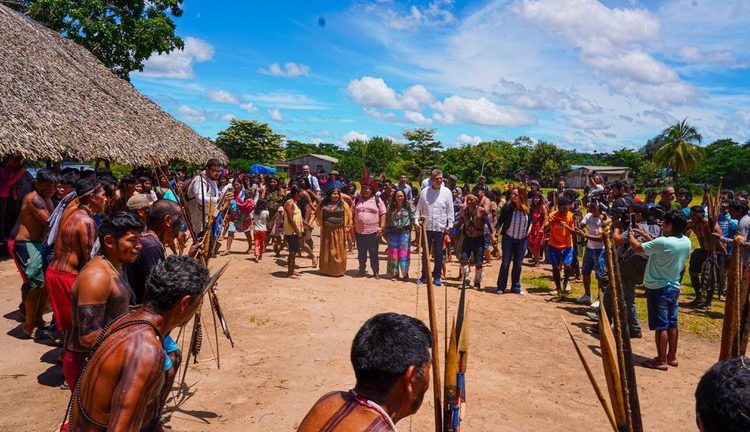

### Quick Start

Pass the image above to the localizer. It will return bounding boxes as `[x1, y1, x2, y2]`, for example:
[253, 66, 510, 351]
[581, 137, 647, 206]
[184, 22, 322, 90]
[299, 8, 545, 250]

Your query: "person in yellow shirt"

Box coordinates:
[546, 197, 578, 294]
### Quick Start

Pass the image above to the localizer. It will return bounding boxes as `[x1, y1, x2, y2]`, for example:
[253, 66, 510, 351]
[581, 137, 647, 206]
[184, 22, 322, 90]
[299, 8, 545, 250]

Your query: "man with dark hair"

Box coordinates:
[187, 159, 222, 236]
[69, 255, 208, 432]
[396, 173, 413, 203]
[298, 312, 432, 431]
[695, 356, 750, 432]
[64, 212, 144, 390]
[686, 206, 724, 308]
[112, 174, 138, 213]
[547, 197, 577, 294]
[417, 169, 454, 286]
[284, 185, 305, 278]
[47, 178, 108, 359]
[628, 210, 691, 370]
[716, 200, 750, 302]
[10, 168, 58, 338]
[55, 171, 77, 207]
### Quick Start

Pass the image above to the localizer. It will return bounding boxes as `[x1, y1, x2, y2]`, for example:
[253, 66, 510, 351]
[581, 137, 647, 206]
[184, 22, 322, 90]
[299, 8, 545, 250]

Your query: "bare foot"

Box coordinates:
[667, 358, 678, 367]
[642, 358, 669, 371]
[288, 274, 301, 279]
[220, 251, 231, 256]
[254, 256, 259, 263]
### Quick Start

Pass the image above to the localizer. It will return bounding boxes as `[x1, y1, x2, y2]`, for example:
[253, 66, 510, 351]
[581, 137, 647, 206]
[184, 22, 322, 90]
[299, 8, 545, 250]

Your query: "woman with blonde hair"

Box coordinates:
[495, 186, 532, 294]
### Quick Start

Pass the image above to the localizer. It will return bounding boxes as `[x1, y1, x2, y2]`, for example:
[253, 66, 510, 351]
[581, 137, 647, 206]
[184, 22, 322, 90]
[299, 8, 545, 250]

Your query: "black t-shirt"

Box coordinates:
[124, 234, 165, 305]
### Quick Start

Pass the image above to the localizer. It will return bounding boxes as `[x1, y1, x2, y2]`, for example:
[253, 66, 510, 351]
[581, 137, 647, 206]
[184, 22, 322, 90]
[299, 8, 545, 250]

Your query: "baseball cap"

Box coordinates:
[126, 193, 152, 211]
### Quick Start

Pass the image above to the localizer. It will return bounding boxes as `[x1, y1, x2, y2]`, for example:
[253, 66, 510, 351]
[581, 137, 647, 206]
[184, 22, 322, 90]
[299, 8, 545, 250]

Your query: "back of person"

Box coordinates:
[254, 209, 269, 231]
[298, 391, 390, 431]
[642, 234, 692, 290]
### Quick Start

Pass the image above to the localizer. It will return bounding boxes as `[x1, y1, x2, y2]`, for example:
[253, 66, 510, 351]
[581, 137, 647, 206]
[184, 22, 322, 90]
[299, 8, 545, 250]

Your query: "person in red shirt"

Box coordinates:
[546, 197, 577, 295]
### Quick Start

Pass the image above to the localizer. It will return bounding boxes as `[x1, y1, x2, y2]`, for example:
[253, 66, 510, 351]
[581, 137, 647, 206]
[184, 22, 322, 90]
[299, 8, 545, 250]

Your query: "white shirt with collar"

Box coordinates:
[417, 185, 454, 232]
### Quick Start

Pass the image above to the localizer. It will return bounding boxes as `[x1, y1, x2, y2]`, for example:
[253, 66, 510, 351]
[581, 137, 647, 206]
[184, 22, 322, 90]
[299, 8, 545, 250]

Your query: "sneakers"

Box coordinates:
[585, 312, 599, 322]
[434, 278, 443, 286]
[474, 283, 481, 290]
[590, 300, 600, 309]
[512, 289, 526, 296]
[417, 277, 426, 285]
[357, 269, 366, 277]
[575, 294, 591, 304]
[373, 273, 380, 280]
[496, 288, 505, 294]
[564, 282, 572, 293]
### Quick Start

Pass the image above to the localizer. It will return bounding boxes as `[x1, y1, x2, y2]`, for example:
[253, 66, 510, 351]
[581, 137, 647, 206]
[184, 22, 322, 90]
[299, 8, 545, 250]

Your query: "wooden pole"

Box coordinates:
[421, 223, 443, 432]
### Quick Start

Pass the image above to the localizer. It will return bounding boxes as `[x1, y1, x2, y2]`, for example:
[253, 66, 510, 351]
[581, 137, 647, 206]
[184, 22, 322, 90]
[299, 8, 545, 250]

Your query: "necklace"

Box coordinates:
[349, 390, 397, 431]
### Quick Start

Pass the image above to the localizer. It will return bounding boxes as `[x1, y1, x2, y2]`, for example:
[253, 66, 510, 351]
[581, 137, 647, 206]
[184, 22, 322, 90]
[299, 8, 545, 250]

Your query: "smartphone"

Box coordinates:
[629, 213, 637, 227]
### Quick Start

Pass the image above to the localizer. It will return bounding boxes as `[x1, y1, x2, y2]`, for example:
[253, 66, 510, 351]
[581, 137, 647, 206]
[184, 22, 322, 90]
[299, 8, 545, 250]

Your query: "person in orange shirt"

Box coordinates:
[546, 197, 578, 294]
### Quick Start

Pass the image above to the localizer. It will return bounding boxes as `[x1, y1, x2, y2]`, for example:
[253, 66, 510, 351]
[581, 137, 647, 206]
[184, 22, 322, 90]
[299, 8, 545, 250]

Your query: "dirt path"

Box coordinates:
[0, 236, 716, 431]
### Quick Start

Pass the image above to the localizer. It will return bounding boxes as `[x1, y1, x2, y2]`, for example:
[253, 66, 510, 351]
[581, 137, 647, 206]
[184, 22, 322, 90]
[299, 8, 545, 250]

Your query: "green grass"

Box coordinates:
[522, 263, 725, 341]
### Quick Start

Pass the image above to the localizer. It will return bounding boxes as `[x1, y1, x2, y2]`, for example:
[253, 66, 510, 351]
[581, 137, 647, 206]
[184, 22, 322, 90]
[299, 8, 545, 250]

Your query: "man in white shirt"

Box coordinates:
[588, 171, 605, 198]
[302, 165, 320, 193]
[417, 169, 454, 286]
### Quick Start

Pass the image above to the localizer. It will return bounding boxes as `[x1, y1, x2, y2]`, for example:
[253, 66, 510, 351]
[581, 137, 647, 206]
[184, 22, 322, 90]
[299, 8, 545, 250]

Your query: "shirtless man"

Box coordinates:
[46, 178, 107, 346]
[69, 255, 208, 432]
[12, 168, 57, 337]
[686, 206, 724, 308]
[64, 212, 144, 390]
[298, 313, 432, 432]
[455, 194, 492, 290]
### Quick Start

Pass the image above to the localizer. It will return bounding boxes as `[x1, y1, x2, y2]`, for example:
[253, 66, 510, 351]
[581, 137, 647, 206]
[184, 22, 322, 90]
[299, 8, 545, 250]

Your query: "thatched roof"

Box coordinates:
[0, 4, 226, 165]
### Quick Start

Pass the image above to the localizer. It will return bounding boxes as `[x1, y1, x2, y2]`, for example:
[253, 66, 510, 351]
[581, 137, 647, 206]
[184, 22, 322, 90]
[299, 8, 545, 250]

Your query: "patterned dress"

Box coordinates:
[385, 203, 416, 277]
[528, 204, 547, 254]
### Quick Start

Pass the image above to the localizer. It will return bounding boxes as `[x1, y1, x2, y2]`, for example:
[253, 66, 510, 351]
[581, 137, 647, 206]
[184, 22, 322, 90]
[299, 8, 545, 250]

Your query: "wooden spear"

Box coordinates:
[421, 223, 444, 432]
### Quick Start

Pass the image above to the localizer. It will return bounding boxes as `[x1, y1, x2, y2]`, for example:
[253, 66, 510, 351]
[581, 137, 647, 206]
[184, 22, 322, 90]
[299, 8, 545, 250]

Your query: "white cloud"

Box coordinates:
[221, 114, 236, 122]
[432, 95, 533, 126]
[366, 0, 456, 30]
[401, 85, 437, 110]
[139, 37, 214, 79]
[342, 130, 369, 143]
[404, 110, 433, 125]
[176, 105, 206, 123]
[565, 115, 610, 130]
[259, 62, 311, 78]
[269, 108, 284, 122]
[364, 108, 397, 121]
[456, 134, 483, 145]
[240, 103, 258, 112]
[207, 89, 239, 104]
[348, 76, 402, 109]
[243, 92, 327, 110]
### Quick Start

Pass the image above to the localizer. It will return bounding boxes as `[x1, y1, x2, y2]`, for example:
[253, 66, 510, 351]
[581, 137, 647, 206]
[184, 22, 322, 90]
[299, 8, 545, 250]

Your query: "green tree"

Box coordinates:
[284, 140, 318, 160]
[653, 119, 704, 177]
[611, 148, 645, 175]
[27, 0, 184, 80]
[337, 136, 400, 179]
[523, 141, 571, 185]
[403, 128, 443, 169]
[639, 136, 665, 160]
[215, 120, 285, 164]
[693, 139, 750, 189]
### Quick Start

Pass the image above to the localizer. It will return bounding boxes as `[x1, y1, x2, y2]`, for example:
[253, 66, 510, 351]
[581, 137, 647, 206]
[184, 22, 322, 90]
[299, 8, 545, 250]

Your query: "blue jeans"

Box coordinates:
[422, 230, 444, 280]
[497, 235, 527, 292]
[646, 285, 680, 330]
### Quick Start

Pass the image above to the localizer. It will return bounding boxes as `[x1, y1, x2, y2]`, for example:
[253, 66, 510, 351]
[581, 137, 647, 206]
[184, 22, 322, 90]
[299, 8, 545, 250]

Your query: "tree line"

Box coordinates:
[214, 119, 750, 190]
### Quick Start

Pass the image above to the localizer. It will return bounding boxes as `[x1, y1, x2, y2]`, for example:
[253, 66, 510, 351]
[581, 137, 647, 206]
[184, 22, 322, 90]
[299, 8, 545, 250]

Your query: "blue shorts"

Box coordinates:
[646, 286, 680, 331]
[461, 236, 485, 266]
[546, 246, 574, 266]
[582, 248, 604, 278]
[163, 335, 180, 371]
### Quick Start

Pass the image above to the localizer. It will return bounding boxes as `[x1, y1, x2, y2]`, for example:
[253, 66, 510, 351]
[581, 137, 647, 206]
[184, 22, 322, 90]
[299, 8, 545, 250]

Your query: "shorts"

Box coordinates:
[46, 267, 77, 333]
[546, 246, 574, 266]
[646, 285, 680, 330]
[62, 349, 87, 389]
[582, 248, 604, 277]
[163, 334, 180, 371]
[13, 241, 45, 290]
[285, 234, 301, 253]
[461, 236, 485, 266]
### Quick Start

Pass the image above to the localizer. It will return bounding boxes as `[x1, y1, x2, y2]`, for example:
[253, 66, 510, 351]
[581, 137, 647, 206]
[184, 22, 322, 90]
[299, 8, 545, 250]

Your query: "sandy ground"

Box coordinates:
[0, 234, 717, 432]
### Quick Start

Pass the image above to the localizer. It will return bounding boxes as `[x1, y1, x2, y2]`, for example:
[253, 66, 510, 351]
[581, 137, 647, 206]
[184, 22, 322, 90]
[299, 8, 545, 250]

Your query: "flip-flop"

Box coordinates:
[641, 359, 668, 371]
[668, 359, 678, 367]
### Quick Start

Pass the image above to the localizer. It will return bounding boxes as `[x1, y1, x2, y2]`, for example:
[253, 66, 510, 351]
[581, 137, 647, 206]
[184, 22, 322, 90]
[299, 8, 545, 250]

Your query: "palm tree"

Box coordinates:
[653, 118, 704, 177]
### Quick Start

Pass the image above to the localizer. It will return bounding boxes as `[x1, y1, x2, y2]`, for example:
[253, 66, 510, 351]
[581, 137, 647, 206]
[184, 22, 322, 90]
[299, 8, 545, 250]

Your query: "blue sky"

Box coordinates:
[132, 0, 750, 152]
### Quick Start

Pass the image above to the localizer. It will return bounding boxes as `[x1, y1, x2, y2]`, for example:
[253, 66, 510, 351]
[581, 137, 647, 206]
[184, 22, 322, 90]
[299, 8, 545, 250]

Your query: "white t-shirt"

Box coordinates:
[253, 210, 270, 231]
[581, 212, 603, 249]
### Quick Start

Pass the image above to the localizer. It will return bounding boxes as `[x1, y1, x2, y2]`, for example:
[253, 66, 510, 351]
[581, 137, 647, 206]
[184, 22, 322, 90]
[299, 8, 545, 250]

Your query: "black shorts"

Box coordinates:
[285, 234, 301, 253]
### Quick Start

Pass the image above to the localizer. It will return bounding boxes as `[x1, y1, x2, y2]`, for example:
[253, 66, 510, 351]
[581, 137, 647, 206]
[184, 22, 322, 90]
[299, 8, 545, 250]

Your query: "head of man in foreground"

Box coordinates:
[695, 356, 750, 432]
[298, 312, 432, 431]
[70, 255, 208, 432]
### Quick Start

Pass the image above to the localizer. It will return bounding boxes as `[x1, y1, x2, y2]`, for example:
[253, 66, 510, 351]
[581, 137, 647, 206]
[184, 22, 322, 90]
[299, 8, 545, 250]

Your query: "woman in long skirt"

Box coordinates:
[385, 190, 417, 281]
[527, 192, 547, 267]
[315, 186, 352, 276]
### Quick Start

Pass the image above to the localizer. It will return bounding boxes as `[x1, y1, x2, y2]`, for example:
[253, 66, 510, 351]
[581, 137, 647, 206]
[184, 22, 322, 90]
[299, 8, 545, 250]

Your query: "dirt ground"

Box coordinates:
[0, 234, 718, 432]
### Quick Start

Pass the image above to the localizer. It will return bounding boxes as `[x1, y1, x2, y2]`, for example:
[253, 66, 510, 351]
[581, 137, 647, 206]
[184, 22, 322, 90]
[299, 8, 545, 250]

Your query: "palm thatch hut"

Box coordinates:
[0, 4, 226, 166]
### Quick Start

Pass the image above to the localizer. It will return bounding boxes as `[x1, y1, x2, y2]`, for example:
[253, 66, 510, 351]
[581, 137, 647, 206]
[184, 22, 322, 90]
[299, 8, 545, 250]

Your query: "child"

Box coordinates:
[271, 205, 285, 256]
[253, 199, 269, 262]
[546, 197, 577, 295]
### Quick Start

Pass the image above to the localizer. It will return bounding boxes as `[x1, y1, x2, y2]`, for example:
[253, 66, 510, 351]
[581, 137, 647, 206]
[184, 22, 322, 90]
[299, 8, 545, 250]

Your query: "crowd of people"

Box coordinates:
[3, 156, 750, 430]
